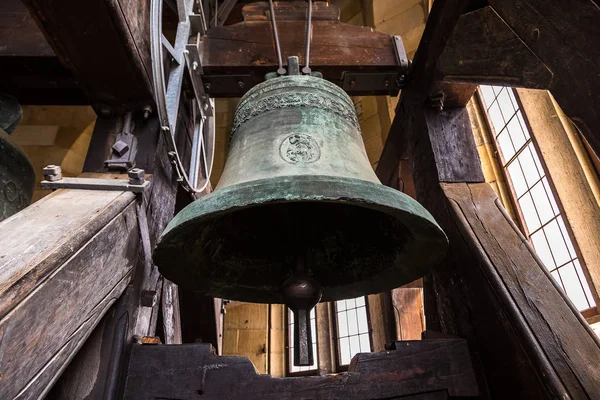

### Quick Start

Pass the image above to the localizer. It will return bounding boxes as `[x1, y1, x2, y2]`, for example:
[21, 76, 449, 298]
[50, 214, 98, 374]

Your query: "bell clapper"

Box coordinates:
[281, 257, 322, 366]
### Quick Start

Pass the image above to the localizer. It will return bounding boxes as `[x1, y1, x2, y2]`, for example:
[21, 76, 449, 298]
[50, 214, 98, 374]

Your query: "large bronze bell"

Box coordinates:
[0, 94, 35, 222]
[154, 73, 448, 365]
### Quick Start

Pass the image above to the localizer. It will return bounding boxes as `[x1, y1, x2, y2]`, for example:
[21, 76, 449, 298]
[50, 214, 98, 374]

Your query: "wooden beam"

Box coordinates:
[376, 0, 473, 185]
[487, 0, 600, 157]
[199, 1, 404, 97]
[124, 340, 478, 398]
[162, 279, 183, 344]
[376, 0, 600, 395]
[437, 7, 553, 89]
[21, 0, 153, 112]
[0, 1, 86, 104]
[0, 184, 139, 399]
[48, 101, 201, 399]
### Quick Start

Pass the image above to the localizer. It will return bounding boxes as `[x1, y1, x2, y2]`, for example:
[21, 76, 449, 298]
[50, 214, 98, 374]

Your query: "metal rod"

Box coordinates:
[302, 0, 312, 75]
[292, 307, 313, 366]
[268, 0, 286, 75]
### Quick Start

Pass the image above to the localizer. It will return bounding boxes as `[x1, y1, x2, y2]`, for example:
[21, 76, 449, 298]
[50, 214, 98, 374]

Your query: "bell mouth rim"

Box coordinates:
[155, 175, 448, 303]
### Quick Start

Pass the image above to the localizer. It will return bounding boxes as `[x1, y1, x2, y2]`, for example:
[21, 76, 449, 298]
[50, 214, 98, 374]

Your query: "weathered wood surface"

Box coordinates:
[0, 1, 85, 105]
[437, 7, 553, 89]
[123, 340, 477, 399]
[0, 186, 139, 399]
[488, 0, 600, 158]
[162, 279, 183, 344]
[21, 0, 152, 112]
[376, 0, 600, 396]
[49, 104, 202, 399]
[376, 0, 474, 185]
[200, 1, 402, 97]
[0, 0, 53, 57]
[392, 281, 424, 341]
[442, 181, 600, 398]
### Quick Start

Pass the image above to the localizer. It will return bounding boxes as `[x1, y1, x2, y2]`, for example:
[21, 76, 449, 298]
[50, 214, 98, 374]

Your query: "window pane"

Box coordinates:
[551, 270, 562, 287]
[518, 192, 541, 232]
[347, 309, 359, 335]
[530, 229, 555, 269]
[337, 311, 348, 337]
[357, 309, 369, 333]
[544, 219, 571, 267]
[346, 298, 356, 309]
[574, 260, 596, 307]
[480, 86, 496, 107]
[529, 181, 554, 226]
[336, 299, 346, 311]
[557, 216, 577, 259]
[335, 296, 372, 366]
[497, 129, 516, 162]
[506, 160, 528, 198]
[517, 146, 541, 187]
[359, 334, 371, 352]
[507, 114, 527, 150]
[497, 88, 516, 122]
[488, 101, 505, 132]
[349, 335, 360, 359]
[516, 111, 531, 141]
[558, 263, 592, 311]
[339, 337, 351, 365]
[542, 178, 560, 215]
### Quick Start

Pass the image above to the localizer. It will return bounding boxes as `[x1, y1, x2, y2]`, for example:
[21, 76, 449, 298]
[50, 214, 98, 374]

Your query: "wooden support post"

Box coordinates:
[376, 0, 600, 397]
[0, 182, 139, 399]
[20, 0, 153, 112]
[49, 106, 196, 398]
[162, 279, 183, 344]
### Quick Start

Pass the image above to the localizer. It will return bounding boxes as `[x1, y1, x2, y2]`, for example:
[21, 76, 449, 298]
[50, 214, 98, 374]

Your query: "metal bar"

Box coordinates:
[161, 34, 178, 61]
[165, 20, 191, 133]
[302, 0, 312, 75]
[292, 307, 314, 366]
[216, 0, 238, 26]
[41, 177, 151, 193]
[195, 0, 208, 33]
[268, 0, 286, 75]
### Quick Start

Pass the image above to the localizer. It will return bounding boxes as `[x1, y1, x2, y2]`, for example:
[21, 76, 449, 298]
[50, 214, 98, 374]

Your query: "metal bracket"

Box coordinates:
[341, 72, 402, 96]
[393, 35, 409, 71]
[105, 112, 138, 171]
[41, 166, 151, 193]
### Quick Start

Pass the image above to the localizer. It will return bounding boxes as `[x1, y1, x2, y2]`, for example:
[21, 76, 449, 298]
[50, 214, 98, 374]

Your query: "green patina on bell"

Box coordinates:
[154, 74, 448, 304]
[0, 94, 35, 222]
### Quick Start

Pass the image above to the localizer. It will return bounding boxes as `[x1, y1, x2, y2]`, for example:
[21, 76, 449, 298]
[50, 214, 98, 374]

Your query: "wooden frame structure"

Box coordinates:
[0, 0, 599, 398]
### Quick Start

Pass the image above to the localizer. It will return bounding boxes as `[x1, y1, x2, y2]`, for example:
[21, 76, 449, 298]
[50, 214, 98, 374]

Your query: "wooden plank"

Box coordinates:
[488, 0, 600, 157]
[21, 0, 153, 112]
[49, 103, 199, 399]
[162, 279, 182, 344]
[0, 188, 135, 319]
[0, 0, 53, 57]
[437, 7, 553, 89]
[0, 190, 139, 399]
[200, 1, 402, 96]
[442, 182, 600, 398]
[123, 340, 477, 398]
[391, 284, 424, 340]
